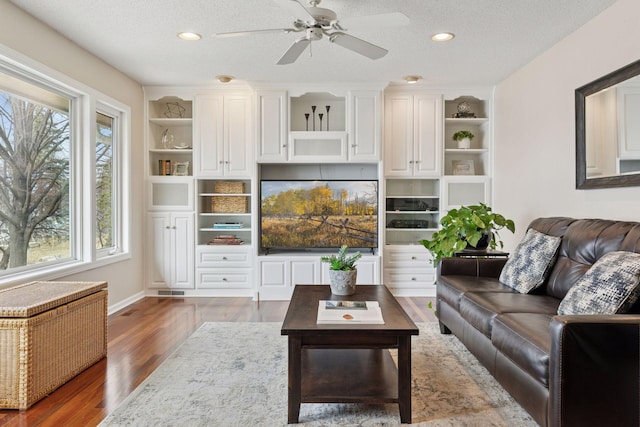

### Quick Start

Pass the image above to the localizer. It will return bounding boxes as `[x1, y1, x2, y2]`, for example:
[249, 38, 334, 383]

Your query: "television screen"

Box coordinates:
[260, 180, 378, 251]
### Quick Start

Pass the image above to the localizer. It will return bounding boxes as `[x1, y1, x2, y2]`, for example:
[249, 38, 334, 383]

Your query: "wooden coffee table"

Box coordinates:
[281, 285, 419, 424]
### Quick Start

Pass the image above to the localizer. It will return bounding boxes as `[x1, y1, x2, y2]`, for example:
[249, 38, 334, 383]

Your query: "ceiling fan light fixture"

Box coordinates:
[403, 75, 421, 84]
[216, 75, 234, 83]
[177, 32, 202, 41]
[431, 32, 455, 42]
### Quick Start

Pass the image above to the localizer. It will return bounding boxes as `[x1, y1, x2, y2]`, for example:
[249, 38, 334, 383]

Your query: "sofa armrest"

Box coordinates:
[549, 315, 640, 427]
[437, 257, 508, 278]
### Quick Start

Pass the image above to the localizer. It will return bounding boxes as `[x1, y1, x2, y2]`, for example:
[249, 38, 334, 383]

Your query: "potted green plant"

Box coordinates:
[321, 245, 362, 295]
[453, 130, 474, 149]
[419, 203, 515, 266]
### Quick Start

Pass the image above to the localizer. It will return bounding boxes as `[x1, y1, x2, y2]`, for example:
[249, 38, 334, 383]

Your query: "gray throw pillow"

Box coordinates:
[558, 251, 640, 315]
[499, 229, 562, 294]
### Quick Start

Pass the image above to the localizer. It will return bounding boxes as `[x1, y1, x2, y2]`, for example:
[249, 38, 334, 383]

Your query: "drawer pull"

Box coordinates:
[222, 277, 227, 281]
[411, 277, 417, 281]
[222, 256, 228, 260]
[411, 256, 417, 260]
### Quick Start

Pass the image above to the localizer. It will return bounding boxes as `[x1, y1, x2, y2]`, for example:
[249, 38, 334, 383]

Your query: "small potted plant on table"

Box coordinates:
[321, 245, 362, 295]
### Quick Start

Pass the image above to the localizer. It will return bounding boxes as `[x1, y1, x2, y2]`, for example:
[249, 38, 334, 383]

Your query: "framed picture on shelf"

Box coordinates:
[172, 161, 190, 176]
[452, 160, 475, 175]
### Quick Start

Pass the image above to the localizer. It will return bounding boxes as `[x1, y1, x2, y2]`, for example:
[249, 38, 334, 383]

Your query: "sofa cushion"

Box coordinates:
[492, 313, 553, 387]
[558, 251, 640, 315]
[545, 219, 640, 300]
[437, 275, 516, 310]
[499, 229, 562, 293]
[459, 292, 560, 338]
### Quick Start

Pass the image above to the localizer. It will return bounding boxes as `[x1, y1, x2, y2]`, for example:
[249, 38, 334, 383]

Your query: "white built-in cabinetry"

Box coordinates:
[194, 94, 253, 177]
[144, 84, 494, 299]
[257, 88, 381, 163]
[256, 90, 288, 162]
[146, 212, 194, 289]
[145, 92, 195, 290]
[384, 93, 442, 176]
[257, 255, 380, 300]
[383, 246, 434, 296]
[441, 95, 492, 211]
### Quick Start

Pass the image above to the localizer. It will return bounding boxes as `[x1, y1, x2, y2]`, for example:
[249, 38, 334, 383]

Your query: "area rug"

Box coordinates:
[99, 322, 538, 426]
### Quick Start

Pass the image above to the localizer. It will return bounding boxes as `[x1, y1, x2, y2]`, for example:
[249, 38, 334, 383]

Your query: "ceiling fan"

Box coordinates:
[214, 0, 409, 65]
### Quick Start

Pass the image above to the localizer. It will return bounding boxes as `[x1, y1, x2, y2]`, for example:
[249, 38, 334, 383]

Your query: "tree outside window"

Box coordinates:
[0, 88, 71, 270]
[96, 112, 113, 250]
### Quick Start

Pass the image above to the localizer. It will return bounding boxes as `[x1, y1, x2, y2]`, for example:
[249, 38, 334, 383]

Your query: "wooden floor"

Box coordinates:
[0, 295, 436, 427]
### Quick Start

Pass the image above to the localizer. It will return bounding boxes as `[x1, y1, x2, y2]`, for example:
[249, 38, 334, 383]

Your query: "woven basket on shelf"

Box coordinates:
[212, 196, 248, 213]
[214, 181, 244, 194]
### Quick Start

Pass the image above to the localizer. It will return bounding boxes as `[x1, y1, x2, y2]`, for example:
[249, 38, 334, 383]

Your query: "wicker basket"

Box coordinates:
[212, 196, 248, 213]
[214, 181, 244, 194]
[0, 281, 108, 409]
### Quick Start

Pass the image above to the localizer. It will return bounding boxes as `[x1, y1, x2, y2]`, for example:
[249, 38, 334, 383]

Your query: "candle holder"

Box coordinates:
[304, 113, 310, 131]
[311, 105, 317, 131]
[325, 105, 331, 131]
[319, 113, 324, 131]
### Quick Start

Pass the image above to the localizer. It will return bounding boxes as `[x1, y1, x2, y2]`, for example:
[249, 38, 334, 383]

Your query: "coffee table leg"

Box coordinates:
[288, 336, 302, 423]
[397, 336, 412, 423]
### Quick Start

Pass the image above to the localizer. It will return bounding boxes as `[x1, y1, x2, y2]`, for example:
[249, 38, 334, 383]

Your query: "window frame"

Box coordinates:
[0, 47, 131, 287]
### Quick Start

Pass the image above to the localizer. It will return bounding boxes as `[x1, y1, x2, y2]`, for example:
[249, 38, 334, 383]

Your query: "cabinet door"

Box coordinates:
[257, 90, 288, 162]
[384, 95, 414, 176]
[414, 94, 442, 176]
[349, 90, 380, 162]
[258, 259, 292, 300]
[171, 213, 194, 289]
[194, 95, 224, 177]
[224, 95, 253, 176]
[290, 259, 320, 285]
[320, 257, 380, 284]
[146, 213, 172, 288]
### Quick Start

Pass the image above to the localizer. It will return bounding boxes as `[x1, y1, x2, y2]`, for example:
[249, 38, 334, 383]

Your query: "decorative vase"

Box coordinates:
[458, 137, 471, 149]
[329, 270, 357, 295]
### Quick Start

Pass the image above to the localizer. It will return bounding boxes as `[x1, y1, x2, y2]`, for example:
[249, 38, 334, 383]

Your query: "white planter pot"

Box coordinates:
[457, 137, 471, 149]
[329, 270, 357, 295]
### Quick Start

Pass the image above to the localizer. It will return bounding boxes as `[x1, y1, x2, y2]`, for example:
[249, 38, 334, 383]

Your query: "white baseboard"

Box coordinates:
[108, 290, 145, 315]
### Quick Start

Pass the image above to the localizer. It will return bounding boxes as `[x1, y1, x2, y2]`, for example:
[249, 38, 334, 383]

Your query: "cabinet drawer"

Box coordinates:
[384, 270, 434, 288]
[384, 250, 432, 268]
[196, 248, 251, 268]
[196, 268, 252, 289]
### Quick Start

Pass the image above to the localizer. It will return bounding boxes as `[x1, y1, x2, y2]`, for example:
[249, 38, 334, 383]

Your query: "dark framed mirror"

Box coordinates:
[576, 59, 640, 189]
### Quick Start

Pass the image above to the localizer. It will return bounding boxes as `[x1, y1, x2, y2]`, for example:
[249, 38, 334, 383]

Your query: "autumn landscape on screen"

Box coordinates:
[260, 181, 378, 250]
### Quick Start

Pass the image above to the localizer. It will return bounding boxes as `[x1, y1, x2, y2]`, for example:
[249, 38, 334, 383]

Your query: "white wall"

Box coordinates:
[494, 0, 640, 250]
[0, 2, 145, 310]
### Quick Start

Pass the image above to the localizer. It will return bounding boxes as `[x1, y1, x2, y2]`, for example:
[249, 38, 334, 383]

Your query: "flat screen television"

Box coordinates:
[260, 180, 378, 252]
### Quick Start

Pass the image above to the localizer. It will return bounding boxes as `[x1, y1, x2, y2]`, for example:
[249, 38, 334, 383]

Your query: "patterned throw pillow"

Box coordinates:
[499, 229, 562, 293]
[557, 251, 640, 315]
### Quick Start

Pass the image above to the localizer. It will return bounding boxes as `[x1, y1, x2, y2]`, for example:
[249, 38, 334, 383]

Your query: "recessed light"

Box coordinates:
[177, 32, 202, 41]
[403, 75, 421, 84]
[216, 75, 234, 83]
[431, 32, 455, 42]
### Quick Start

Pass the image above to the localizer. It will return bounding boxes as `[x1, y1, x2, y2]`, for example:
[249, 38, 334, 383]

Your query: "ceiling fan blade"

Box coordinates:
[328, 32, 387, 60]
[277, 38, 311, 65]
[214, 28, 296, 38]
[339, 12, 410, 30]
[273, 0, 316, 23]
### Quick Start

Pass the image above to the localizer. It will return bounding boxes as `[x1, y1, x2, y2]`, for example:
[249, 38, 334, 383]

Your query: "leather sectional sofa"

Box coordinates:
[436, 217, 640, 427]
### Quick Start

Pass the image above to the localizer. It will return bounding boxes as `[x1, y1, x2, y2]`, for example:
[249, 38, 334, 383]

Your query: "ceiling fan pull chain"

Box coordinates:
[309, 40, 313, 58]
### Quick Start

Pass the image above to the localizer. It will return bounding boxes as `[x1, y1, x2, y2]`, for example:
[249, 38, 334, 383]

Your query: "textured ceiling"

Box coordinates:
[10, 0, 618, 87]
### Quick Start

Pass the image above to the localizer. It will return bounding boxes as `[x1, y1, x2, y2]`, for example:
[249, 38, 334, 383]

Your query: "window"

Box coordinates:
[0, 72, 72, 270]
[0, 52, 130, 281]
